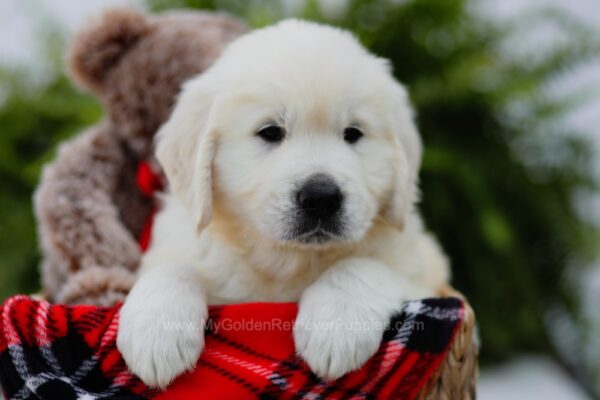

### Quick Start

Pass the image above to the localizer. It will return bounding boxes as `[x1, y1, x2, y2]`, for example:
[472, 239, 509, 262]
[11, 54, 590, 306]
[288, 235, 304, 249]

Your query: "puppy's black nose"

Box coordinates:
[297, 175, 343, 219]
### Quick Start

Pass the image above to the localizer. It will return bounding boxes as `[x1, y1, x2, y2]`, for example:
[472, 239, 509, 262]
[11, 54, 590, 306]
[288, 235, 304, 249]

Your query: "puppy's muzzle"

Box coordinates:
[291, 174, 344, 243]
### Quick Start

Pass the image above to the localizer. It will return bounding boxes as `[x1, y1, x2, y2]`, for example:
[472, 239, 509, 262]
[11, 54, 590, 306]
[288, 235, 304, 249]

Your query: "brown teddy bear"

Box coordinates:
[34, 8, 247, 306]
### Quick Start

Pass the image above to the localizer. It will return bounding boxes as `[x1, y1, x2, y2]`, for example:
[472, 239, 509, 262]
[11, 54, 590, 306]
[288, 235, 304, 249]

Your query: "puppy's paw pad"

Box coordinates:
[293, 304, 384, 380]
[117, 306, 205, 388]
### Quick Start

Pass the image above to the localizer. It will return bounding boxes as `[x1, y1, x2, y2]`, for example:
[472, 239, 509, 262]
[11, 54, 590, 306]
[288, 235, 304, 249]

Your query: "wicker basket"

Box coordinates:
[416, 287, 479, 400]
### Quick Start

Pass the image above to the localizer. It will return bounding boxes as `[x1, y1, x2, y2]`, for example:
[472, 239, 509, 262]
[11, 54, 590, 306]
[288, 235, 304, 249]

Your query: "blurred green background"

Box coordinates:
[1, 0, 600, 396]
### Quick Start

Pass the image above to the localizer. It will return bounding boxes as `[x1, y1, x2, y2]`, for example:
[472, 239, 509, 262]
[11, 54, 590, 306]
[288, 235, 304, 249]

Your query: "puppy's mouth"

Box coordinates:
[286, 218, 345, 244]
[282, 173, 347, 245]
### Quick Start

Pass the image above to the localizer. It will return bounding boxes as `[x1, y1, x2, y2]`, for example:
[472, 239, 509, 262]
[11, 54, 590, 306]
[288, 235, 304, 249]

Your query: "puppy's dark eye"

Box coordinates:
[257, 125, 285, 143]
[343, 127, 363, 144]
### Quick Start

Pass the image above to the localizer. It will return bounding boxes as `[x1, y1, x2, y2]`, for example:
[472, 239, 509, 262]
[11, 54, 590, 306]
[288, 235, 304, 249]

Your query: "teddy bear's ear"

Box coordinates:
[67, 8, 151, 93]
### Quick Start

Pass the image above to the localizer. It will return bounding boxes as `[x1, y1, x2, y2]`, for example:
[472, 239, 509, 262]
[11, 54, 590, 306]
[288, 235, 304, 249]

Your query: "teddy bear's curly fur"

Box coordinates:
[34, 8, 246, 306]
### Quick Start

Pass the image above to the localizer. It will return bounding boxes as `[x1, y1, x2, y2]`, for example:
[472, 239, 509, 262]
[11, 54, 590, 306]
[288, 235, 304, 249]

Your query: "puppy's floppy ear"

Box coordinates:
[155, 75, 219, 233]
[384, 81, 423, 230]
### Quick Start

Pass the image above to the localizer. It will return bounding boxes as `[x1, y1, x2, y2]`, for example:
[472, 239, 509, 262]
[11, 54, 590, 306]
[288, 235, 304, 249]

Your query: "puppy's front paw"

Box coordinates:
[116, 269, 207, 389]
[294, 300, 385, 380]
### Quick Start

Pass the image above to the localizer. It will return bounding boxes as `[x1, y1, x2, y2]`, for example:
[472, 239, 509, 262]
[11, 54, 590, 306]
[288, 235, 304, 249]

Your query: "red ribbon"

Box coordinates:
[135, 161, 164, 251]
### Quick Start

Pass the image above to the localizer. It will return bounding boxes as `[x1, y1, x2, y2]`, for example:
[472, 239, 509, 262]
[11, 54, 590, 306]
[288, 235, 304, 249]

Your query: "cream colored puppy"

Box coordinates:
[117, 19, 449, 389]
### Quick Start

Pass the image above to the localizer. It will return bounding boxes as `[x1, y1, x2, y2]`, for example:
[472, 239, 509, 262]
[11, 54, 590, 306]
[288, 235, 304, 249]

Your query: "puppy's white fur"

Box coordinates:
[117, 19, 449, 388]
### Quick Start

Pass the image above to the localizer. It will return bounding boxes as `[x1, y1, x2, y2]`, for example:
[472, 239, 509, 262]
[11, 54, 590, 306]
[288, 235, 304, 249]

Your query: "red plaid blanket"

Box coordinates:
[0, 295, 463, 399]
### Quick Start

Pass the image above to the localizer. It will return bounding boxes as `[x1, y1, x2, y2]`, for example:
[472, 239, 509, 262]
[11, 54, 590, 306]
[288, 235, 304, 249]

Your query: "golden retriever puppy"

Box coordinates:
[117, 19, 449, 389]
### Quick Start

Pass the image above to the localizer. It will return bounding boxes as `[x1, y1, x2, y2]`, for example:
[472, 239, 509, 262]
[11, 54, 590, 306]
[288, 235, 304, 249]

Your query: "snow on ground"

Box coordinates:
[479, 356, 591, 400]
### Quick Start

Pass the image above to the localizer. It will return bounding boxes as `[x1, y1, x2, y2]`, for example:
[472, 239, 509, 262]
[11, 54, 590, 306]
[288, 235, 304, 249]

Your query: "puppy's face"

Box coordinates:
[213, 84, 400, 247]
[157, 20, 422, 248]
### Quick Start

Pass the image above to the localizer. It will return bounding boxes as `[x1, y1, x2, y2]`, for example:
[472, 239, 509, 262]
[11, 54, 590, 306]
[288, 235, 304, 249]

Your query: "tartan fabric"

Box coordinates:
[0, 295, 463, 400]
